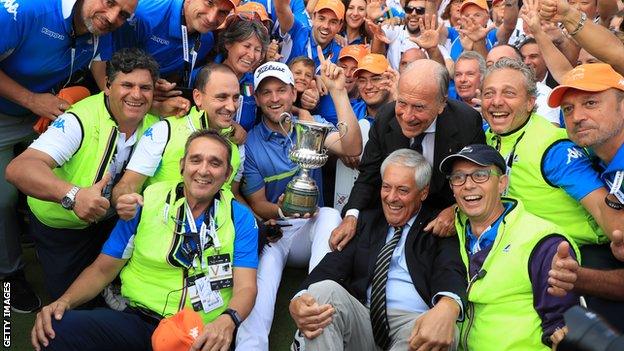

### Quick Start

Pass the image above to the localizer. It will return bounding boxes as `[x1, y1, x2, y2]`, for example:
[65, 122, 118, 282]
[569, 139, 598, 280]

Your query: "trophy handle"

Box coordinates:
[324, 121, 348, 152]
[278, 112, 294, 149]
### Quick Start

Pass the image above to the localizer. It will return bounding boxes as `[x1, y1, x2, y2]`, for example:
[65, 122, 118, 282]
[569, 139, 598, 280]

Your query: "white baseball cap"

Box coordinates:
[253, 62, 295, 90]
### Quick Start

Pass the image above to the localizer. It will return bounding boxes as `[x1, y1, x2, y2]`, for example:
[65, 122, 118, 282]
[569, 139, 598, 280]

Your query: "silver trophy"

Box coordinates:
[280, 113, 346, 215]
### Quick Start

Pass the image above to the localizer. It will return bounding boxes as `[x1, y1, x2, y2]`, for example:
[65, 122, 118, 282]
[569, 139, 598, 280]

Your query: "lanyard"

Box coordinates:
[62, 31, 99, 89]
[183, 198, 221, 269]
[181, 25, 201, 88]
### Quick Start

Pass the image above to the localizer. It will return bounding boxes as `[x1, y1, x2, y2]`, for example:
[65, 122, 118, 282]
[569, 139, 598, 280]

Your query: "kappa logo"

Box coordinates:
[568, 67, 586, 81]
[566, 147, 584, 164]
[189, 326, 200, 339]
[150, 35, 169, 46]
[1, 0, 19, 21]
[51, 118, 66, 133]
[41, 27, 65, 40]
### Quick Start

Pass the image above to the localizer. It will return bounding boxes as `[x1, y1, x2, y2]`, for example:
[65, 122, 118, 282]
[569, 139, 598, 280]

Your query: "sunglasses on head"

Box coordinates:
[404, 5, 426, 15]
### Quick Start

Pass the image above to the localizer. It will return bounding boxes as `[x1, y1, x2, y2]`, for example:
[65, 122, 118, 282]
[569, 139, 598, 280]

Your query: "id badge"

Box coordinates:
[187, 273, 224, 313]
[207, 254, 233, 290]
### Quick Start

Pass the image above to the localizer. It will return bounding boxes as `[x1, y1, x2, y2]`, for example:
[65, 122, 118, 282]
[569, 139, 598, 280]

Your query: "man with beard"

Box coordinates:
[546, 63, 624, 331]
[0, 0, 138, 313]
[236, 56, 361, 350]
[93, 0, 239, 102]
[112, 63, 247, 219]
[6, 49, 160, 305]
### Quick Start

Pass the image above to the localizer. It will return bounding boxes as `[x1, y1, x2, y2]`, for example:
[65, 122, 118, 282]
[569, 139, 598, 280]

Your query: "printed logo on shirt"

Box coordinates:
[143, 127, 154, 140]
[150, 35, 170, 46]
[40, 27, 65, 41]
[502, 244, 511, 253]
[566, 146, 585, 165]
[51, 118, 66, 133]
[1, 0, 19, 21]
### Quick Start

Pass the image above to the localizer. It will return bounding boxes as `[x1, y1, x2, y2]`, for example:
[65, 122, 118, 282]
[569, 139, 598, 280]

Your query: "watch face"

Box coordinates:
[61, 196, 74, 210]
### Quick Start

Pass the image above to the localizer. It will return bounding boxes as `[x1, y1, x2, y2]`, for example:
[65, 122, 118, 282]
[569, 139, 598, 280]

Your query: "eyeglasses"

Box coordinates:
[605, 193, 624, 210]
[404, 6, 426, 15]
[448, 169, 500, 186]
[356, 75, 385, 86]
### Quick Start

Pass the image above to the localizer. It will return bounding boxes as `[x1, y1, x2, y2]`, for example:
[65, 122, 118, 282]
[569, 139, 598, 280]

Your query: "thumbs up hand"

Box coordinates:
[547, 240, 579, 297]
[74, 173, 112, 223]
[116, 193, 144, 221]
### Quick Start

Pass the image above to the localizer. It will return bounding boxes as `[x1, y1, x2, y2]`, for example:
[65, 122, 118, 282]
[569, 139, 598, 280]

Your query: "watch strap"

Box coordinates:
[221, 308, 242, 328]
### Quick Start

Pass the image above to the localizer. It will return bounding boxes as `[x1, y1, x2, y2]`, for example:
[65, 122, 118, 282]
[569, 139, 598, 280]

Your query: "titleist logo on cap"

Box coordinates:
[257, 64, 286, 77]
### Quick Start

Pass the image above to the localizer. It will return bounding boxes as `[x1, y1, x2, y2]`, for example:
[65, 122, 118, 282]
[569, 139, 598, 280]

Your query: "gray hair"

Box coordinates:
[485, 57, 537, 97]
[380, 149, 432, 190]
[402, 59, 450, 101]
[456, 51, 486, 83]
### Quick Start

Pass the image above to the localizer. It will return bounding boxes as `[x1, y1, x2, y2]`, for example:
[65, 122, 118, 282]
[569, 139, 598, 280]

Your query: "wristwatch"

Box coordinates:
[61, 186, 80, 210]
[221, 308, 243, 328]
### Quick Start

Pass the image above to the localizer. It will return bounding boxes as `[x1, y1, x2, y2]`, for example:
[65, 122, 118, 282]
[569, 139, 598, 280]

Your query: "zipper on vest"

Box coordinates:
[179, 269, 189, 311]
[461, 268, 486, 350]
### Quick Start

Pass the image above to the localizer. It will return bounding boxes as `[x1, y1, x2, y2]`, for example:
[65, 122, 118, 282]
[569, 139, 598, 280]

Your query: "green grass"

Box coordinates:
[5, 247, 304, 351]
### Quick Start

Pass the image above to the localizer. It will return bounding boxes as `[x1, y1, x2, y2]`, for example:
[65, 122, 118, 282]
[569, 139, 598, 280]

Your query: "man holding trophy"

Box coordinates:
[237, 49, 362, 350]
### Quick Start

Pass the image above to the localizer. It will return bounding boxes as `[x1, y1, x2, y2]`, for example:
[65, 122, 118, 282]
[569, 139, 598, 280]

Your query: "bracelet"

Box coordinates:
[568, 11, 587, 37]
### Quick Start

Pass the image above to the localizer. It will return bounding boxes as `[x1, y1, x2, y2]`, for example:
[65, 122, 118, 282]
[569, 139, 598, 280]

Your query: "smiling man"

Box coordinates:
[332, 59, 484, 248]
[480, 58, 621, 247]
[111, 63, 247, 218]
[0, 0, 137, 313]
[290, 149, 465, 351]
[452, 51, 485, 109]
[29, 129, 258, 351]
[95, 0, 239, 92]
[440, 144, 579, 350]
[6, 48, 160, 304]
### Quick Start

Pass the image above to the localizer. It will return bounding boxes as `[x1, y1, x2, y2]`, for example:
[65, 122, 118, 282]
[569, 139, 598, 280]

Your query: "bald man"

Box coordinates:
[399, 48, 428, 73]
[330, 59, 485, 250]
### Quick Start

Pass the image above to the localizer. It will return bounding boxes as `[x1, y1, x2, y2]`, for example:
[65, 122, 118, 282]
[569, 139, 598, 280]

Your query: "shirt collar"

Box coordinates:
[259, 118, 293, 142]
[601, 142, 624, 176]
[61, 0, 77, 20]
[170, 0, 185, 39]
[424, 118, 437, 133]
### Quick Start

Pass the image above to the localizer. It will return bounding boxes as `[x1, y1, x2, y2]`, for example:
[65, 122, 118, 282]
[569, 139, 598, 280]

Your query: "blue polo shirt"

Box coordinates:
[283, 19, 341, 66]
[242, 116, 335, 204]
[599, 143, 624, 203]
[447, 26, 498, 61]
[542, 140, 604, 201]
[243, 0, 310, 35]
[102, 201, 259, 268]
[101, 0, 215, 80]
[0, 0, 106, 116]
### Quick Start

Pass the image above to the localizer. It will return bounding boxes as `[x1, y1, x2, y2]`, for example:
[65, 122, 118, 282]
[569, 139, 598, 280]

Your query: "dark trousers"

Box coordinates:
[44, 308, 157, 351]
[29, 212, 117, 302]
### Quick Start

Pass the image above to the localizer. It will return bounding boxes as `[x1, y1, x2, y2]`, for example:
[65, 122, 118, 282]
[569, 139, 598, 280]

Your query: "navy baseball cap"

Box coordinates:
[439, 144, 506, 175]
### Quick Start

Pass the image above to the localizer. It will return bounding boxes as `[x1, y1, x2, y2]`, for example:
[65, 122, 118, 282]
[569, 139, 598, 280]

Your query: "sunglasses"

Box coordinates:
[224, 12, 270, 35]
[404, 5, 426, 15]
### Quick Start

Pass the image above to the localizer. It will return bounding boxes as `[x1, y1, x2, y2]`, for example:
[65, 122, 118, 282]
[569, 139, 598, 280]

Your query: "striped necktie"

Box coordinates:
[370, 226, 404, 349]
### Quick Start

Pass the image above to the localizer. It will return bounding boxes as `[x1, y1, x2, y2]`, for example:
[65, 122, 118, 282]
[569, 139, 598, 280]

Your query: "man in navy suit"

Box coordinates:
[289, 149, 466, 350]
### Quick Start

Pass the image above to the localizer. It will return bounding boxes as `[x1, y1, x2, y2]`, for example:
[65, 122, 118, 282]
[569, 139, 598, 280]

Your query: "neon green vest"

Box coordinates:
[120, 180, 236, 324]
[486, 115, 606, 245]
[455, 198, 580, 351]
[27, 92, 160, 229]
[144, 107, 241, 189]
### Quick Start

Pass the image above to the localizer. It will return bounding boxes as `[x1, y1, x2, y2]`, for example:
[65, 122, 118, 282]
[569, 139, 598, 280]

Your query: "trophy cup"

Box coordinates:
[281, 116, 346, 216]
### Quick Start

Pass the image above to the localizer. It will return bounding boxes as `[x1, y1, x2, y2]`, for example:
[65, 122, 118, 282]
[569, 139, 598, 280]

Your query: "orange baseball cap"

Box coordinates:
[339, 45, 369, 63]
[236, 2, 271, 23]
[460, 0, 488, 12]
[314, 0, 345, 20]
[548, 63, 624, 107]
[353, 54, 390, 76]
[152, 308, 204, 351]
